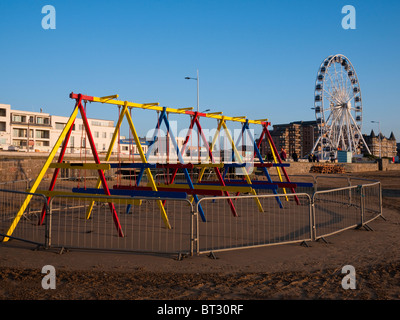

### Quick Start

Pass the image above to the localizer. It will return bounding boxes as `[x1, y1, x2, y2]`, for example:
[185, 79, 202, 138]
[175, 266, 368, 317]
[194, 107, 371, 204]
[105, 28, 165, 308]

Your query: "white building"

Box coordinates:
[0, 104, 11, 149]
[1, 103, 187, 158]
[9, 108, 52, 152]
[51, 115, 117, 155]
[0, 103, 120, 154]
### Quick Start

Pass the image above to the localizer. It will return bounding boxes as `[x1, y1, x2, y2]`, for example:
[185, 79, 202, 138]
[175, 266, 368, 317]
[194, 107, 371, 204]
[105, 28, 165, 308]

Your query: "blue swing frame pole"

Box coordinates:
[135, 108, 207, 221]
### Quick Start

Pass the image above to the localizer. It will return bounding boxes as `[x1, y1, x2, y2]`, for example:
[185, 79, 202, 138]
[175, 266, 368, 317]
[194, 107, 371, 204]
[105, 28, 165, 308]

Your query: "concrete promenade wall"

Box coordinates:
[0, 152, 399, 183]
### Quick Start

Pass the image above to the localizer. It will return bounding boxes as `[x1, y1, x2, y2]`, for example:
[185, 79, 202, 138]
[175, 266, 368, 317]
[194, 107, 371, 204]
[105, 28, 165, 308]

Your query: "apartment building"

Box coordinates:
[362, 130, 397, 158]
[0, 104, 11, 148]
[259, 120, 319, 159]
[0, 103, 168, 157]
[8, 107, 52, 152]
[0, 103, 120, 154]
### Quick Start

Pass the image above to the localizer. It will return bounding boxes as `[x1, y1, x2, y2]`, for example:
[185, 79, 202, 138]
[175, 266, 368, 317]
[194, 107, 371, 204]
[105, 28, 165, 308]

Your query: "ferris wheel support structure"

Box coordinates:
[311, 54, 371, 161]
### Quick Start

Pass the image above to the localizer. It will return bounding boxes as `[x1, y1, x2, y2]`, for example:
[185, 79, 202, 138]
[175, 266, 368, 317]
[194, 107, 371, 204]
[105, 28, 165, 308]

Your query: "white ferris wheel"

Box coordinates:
[311, 54, 371, 160]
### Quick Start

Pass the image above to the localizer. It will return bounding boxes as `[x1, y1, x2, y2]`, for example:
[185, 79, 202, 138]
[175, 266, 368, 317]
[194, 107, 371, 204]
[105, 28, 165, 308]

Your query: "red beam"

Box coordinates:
[70, 92, 94, 102]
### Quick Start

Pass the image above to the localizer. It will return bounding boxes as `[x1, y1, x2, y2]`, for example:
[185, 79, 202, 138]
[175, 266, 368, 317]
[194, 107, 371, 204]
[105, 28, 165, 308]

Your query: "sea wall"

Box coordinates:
[0, 152, 399, 183]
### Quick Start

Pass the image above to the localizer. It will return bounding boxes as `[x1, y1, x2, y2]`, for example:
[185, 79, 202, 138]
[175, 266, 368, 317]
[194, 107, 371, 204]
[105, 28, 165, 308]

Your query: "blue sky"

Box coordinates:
[0, 0, 399, 140]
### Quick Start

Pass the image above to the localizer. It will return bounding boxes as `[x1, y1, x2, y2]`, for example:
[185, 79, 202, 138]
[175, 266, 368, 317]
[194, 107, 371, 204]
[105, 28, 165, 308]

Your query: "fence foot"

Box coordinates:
[379, 215, 387, 221]
[363, 224, 374, 231]
[300, 241, 310, 248]
[32, 244, 46, 251]
[207, 251, 218, 260]
[316, 237, 329, 244]
[58, 247, 69, 255]
[177, 252, 188, 261]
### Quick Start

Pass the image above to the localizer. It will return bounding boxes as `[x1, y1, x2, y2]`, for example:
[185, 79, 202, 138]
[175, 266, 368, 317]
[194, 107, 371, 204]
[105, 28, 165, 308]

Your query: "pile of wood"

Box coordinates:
[309, 163, 346, 174]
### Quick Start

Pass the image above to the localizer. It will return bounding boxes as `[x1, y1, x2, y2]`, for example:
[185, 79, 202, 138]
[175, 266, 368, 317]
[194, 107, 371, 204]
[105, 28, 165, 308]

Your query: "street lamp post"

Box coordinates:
[185, 70, 200, 162]
[371, 120, 382, 158]
[185, 69, 199, 112]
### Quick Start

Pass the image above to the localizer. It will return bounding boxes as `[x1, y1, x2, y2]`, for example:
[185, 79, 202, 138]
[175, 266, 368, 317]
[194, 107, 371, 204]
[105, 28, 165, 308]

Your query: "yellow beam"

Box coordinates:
[3, 104, 80, 242]
[88, 95, 267, 125]
[49, 163, 111, 170]
[36, 191, 142, 205]
[98, 94, 119, 103]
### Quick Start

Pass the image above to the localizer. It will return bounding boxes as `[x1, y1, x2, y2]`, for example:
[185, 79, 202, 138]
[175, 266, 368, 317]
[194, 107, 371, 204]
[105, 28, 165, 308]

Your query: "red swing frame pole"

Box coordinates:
[38, 102, 78, 226]
[77, 97, 125, 237]
[163, 113, 238, 217]
[194, 116, 238, 216]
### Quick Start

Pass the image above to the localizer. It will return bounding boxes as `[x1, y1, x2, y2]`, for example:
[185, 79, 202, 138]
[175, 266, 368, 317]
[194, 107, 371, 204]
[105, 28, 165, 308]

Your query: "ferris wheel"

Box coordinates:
[311, 54, 371, 160]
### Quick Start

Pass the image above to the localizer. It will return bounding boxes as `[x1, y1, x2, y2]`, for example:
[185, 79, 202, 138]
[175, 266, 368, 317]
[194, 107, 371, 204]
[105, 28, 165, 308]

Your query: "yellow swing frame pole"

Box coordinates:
[197, 120, 223, 182]
[267, 138, 288, 201]
[124, 103, 171, 229]
[2, 104, 80, 242]
[220, 119, 263, 212]
[85, 102, 171, 229]
[85, 100, 128, 220]
[196, 118, 263, 212]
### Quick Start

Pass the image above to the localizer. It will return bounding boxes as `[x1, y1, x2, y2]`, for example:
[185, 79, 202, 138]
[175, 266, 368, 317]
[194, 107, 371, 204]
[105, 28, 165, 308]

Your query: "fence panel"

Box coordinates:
[48, 195, 193, 255]
[0, 189, 48, 246]
[195, 193, 312, 254]
[362, 182, 382, 225]
[312, 185, 362, 240]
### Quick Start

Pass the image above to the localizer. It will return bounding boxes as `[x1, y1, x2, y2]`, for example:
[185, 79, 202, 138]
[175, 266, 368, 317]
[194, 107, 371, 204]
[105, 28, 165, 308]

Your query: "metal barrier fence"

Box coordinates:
[312, 181, 382, 241]
[0, 189, 48, 246]
[193, 193, 313, 255]
[0, 179, 383, 257]
[47, 195, 194, 255]
[0, 179, 31, 192]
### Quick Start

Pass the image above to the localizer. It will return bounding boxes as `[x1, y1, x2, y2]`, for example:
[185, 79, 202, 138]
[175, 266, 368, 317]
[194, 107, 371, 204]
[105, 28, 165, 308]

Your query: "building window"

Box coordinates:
[0, 122, 6, 132]
[13, 128, 27, 137]
[12, 115, 22, 122]
[102, 132, 107, 138]
[94, 131, 99, 138]
[0, 109, 6, 117]
[55, 122, 66, 130]
[36, 130, 50, 139]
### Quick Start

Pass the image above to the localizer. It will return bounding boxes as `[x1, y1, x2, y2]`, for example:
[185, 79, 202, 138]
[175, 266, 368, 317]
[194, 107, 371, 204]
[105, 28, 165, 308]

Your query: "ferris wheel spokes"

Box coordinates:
[312, 54, 371, 160]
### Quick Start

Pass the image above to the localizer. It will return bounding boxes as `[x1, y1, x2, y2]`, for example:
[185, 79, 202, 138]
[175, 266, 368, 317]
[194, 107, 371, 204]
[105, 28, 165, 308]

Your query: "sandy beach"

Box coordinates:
[0, 170, 399, 302]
